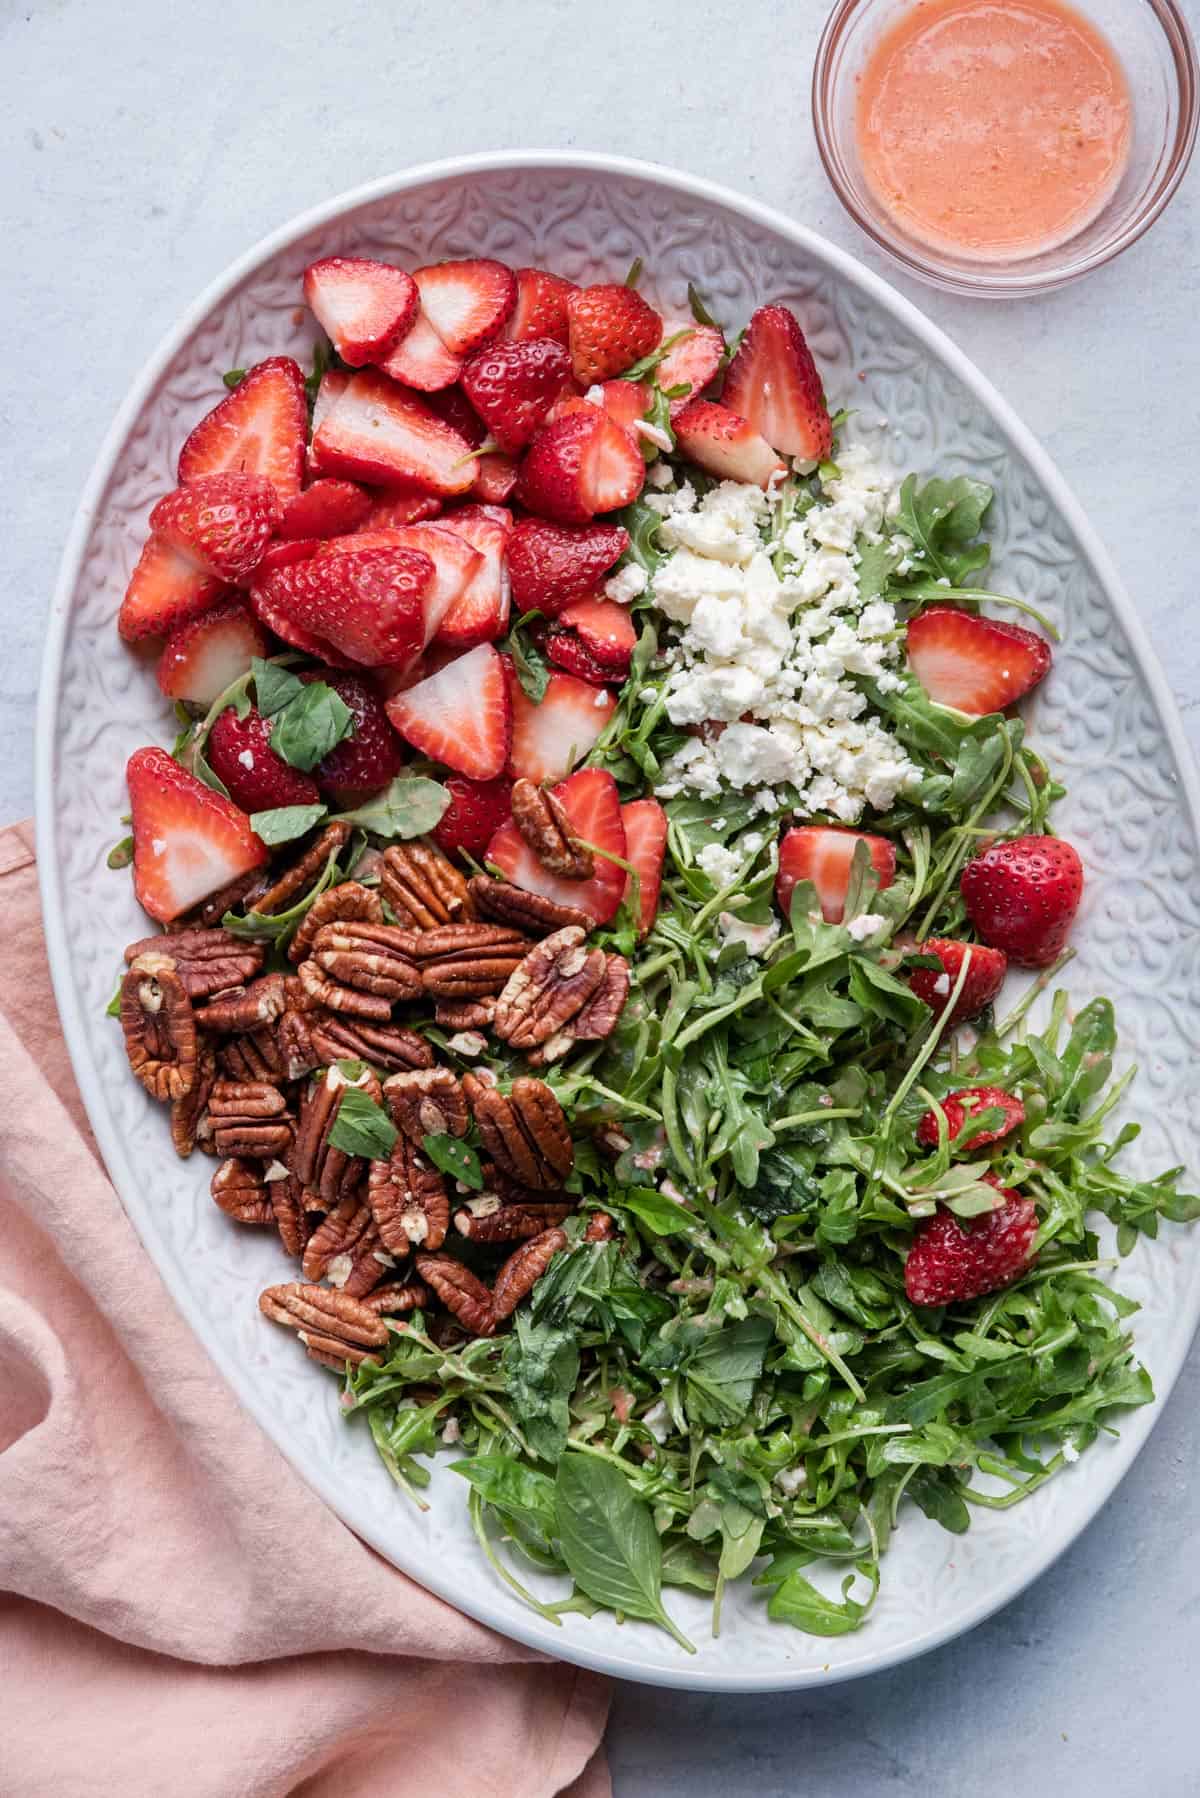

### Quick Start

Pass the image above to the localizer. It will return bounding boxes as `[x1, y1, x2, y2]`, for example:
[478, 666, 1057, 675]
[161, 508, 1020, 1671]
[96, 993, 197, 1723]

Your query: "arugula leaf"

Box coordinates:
[250, 803, 329, 846]
[686, 282, 723, 332]
[452, 1455, 558, 1540]
[893, 474, 993, 587]
[327, 1084, 398, 1159]
[223, 367, 247, 389]
[555, 1453, 695, 1651]
[502, 1314, 579, 1463]
[422, 1133, 483, 1190]
[107, 835, 134, 870]
[767, 1564, 879, 1636]
[334, 776, 450, 839]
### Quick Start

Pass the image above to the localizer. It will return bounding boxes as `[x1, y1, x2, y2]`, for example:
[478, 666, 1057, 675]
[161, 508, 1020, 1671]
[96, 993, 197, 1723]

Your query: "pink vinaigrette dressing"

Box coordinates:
[855, 0, 1133, 261]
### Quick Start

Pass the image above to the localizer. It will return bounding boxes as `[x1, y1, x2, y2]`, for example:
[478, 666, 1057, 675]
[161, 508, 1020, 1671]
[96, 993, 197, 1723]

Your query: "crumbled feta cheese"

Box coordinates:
[845, 912, 888, 943]
[643, 1400, 671, 1444]
[774, 1465, 808, 1497]
[237, 750, 255, 771]
[932, 972, 951, 996]
[718, 912, 781, 956]
[646, 460, 675, 489]
[696, 842, 742, 889]
[605, 562, 648, 604]
[636, 418, 674, 453]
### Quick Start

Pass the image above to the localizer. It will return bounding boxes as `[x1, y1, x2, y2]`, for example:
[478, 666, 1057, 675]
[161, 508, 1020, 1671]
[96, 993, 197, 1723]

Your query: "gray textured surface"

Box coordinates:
[4, 0, 1200, 1789]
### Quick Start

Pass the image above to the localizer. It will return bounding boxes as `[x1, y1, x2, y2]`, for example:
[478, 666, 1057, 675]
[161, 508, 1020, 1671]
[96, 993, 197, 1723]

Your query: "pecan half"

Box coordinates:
[569, 953, 630, 1040]
[380, 841, 474, 929]
[208, 1080, 292, 1157]
[170, 1043, 217, 1156]
[492, 1227, 569, 1320]
[297, 958, 392, 1021]
[196, 973, 289, 1035]
[120, 955, 198, 1101]
[255, 823, 351, 918]
[414, 1254, 496, 1336]
[307, 1012, 435, 1073]
[434, 996, 496, 1030]
[301, 1189, 386, 1293]
[220, 1026, 287, 1085]
[454, 1199, 574, 1242]
[382, 1067, 469, 1145]
[288, 880, 383, 965]
[265, 1160, 309, 1257]
[278, 1008, 321, 1080]
[493, 927, 607, 1050]
[307, 922, 422, 1005]
[400, 924, 530, 999]
[463, 1074, 574, 1191]
[182, 871, 264, 930]
[468, 874, 593, 935]
[290, 1065, 383, 1206]
[124, 928, 265, 999]
[511, 779, 594, 879]
[259, 1281, 388, 1368]
[367, 1135, 450, 1255]
[363, 1279, 431, 1315]
[211, 1156, 274, 1224]
[584, 1211, 616, 1243]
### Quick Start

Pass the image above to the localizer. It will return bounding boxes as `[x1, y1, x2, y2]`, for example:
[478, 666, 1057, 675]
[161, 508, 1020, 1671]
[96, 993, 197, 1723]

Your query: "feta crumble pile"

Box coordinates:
[646, 447, 921, 823]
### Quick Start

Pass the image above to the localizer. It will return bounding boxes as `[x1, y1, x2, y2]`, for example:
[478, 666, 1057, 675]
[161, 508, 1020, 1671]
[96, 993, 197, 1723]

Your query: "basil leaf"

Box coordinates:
[334, 776, 450, 839]
[422, 1133, 483, 1190]
[505, 617, 551, 704]
[271, 682, 354, 771]
[252, 657, 306, 718]
[554, 1453, 694, 1652]
[250, 803, 329, 846]
[327, 1085, 398, 1159]
[107, 835, 134, 870]
[616, 1185, 696, 1237]
[452, 1454, 559, 1539]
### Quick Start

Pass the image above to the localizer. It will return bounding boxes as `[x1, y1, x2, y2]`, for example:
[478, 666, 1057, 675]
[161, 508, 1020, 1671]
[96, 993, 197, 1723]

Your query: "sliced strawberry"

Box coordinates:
[775, 826, 897, 925]
[178, 357, 307, 503]
[434, 505, 512, 648]
[359, 488, 444, 529]
[906, 606, 1052, 716]
[118, 537, 225, 643]
[961, 834, 1083, 969]
[413, 259, 516, 357]
[126, 746, 267, 923]
[917, 1086, 1026, 1152]
[322, 523, 483, 645]
[507, 668, 617, 783]
[655, 325, 724, 409]
[149, 472, 280, 582]
[385, 642, 511, 779]
[542, 381, 589, 425]
[208, 705, 322, 812]
[672, 399, 786, 489]
[422, 385, 487, 444]
[905, 937, 1008, 1026]
[598, 380, 651, 436]
[904, 1177, 1038, 1306]
[248, 573, 357, 668]
[507, 519, 629, 616]
[303, 669, 404, 806]
[486, 766, 627, 925]
[279, 478, 372, 541]
[567, 283, 662, 383]
[421, 388, 515, 500]
[471, 451, 519, 504]
[620, 798, 668, 935]
[555, 596, 637, 673]
[432, 774, 513, 858]
[516, 409, 644, 523]
[306, 368, 351, 477]
[253, 545, 432, 668]
[460, 337, 574, 454]
[378, 313, 463, 392]
[313, 370, 475, 496]
[721, 304, 832, 461]
[505, 268, 578, 345]
[302, 256, 418, 366]
[156, 601, 268, 707]
[256, 538, 321, 576]
[544, 631, 613, 685]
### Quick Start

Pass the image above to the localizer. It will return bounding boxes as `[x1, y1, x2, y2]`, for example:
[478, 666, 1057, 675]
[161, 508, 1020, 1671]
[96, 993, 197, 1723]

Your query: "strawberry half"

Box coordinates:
[906, 606, 1053, 716]
[302, 256, 418, 366]
[460, 337, 574, 454]
[544, 631, 611, 686]
[507, 667, 617, 783]
[323, 524, 483, 646]
[118, 537, 225, 643]
[126, 746, 267, 923]
[156, 600, 268, 707]
[566, 283, 662, 383]
[721, 304, 832, 461]
[486, 766, 627, 925]
[471, 451, 519, 505]
[432, 774, 513, 859]
[507, 519, 629, 616]
[413, 259, 517, 357]
[515, 410, 644, 523]
[304, 669, 404, 806]
[178, 357, 307, 504]
[553, 596, 636, 675]
[359, 488, 444, 530]
[434, 505, 512, 648]
[672, 399, 786, 489]
[306, 368, 351, 477]
[248, 574, 357, 668]
[378, 313, 463, 392]
[385, 642, 511, 780]
[905, 937, 1008, 1026]
[149, 472, 280, 583]
[917, 1086, 1026, 1153]
[253, 545, 433, 668]
[505, 268, 578, 345]
[904, 1177, 1038, 1306]
[597, 381, 651, 436]
[420, 386, 518, 503]
[961, 834, 1083, 969]
[279, 479, 373, 541]
[620, 798, 668, 935]
[207, 705, 322, 812]
[314, 370, 476, 496]
[655, 325, 724, 410]
[776, 826, 897, 925]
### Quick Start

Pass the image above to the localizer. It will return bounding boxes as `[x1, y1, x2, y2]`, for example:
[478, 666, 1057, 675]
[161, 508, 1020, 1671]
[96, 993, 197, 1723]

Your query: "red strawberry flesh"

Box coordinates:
[253, 545, 432, 668]
[207, 706, 321, 812]
[313, 370, 476, 496]
[431, 775, 513, 859]
[177, 357, 307, 504]
[721, 304, 833, 461]
[776, 826, 896, 925]
[156, 601, 269, 707]
[303, 669, 404, 806]
[385, 642, 511, 780]
[126, 746, 266, 923]
[906, 606, 1052, 716]
[460, 336, 574, 454]
[302, 256, 418, 366]
[620, 798, 668, 935]
[149, 472, 280, 583]
[916, 1086, 1026, 1152]
[486, 766, 627, 925]
[905, 937, 1008, 1026]
[567, 283, 662, 384]
[507, 667, 617, 783]
[904, 1178, 1038, 1306]
[507, 519, 629, 616]
[672, 399, 786, 489]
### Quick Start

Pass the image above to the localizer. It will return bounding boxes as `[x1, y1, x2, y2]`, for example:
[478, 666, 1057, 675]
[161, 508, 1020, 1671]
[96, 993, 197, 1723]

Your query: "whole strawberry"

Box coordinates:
[461, 337, 574, 454]
[905, 1178, 1038, 1306]
[150, 472, 281, 583]
[566, 283, 662, 383]
[432, 775, 513, 858]
[961, 834, 1083, 969]
[304, 669, 404, 806]
[916, 1086, 1025, 1152]
[207, 705, 321, 812]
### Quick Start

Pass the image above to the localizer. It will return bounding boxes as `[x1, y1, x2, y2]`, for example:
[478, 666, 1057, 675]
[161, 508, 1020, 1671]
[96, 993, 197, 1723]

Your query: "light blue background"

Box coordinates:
[5, 1, 1199, 1789]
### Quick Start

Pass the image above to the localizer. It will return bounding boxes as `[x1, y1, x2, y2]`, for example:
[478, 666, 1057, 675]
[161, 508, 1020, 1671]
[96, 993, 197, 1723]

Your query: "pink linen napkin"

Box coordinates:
[0, 821, 611, 1798]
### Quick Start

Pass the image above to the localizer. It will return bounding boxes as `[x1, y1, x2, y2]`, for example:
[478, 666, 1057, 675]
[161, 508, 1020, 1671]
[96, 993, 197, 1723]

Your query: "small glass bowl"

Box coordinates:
[812, 0, 1198, 296]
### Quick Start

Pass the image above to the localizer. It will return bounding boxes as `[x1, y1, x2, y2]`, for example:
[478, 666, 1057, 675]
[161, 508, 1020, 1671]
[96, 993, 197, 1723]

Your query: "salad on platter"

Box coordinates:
[107, 250, 1198, 1650]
